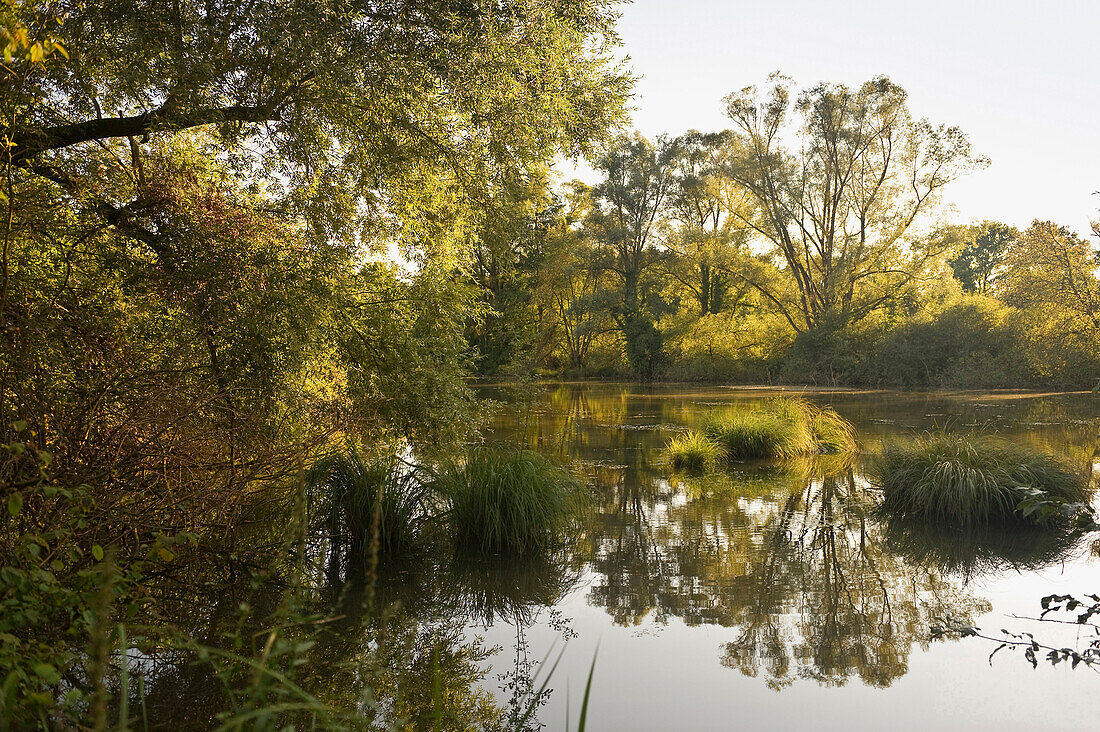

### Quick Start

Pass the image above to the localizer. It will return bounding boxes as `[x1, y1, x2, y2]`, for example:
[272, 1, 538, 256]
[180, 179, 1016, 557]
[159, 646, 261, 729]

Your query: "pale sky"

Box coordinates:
[567, 0, 1100, 237]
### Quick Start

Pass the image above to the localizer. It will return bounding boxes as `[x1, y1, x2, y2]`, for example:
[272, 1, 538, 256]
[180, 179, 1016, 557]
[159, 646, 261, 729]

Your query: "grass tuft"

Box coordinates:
[306, 445, 429, 557]
[666, 431, 722, 472]
[868, 433, 1091, 529]
[701, 396, 855, 460]
[434, 446, 581, 555]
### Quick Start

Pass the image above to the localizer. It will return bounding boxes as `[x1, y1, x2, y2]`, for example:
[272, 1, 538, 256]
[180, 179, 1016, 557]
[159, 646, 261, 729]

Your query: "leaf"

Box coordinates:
[92, 544, 104, 561]
[7, 492, 22, 517]
[33, 663, 59, 684]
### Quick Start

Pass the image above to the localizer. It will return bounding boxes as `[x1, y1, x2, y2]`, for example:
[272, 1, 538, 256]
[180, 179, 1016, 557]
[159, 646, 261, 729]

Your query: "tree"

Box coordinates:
[589, 132, 678, 378]
[466, 168, 560, 374]
[542, 182, 616, 372]
[723, 74, 987, 332]
[665, 129, 755, 316]
[1002, 221, 1100, 337]
[948, 221, 1017, 294]
[1, 0, 631, 466]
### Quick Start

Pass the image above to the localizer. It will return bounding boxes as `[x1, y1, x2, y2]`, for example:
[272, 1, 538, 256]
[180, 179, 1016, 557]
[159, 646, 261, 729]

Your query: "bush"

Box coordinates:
[775, 323, 881, 386]
[701, 397, 856, 460]
[869, 295, 1030, 388]
[666, 431, 722, 472]
[307, 446, 431, 558]
[868, 434, 1090, 528]
[435, 447, 581, 555]
[661, 311, 786, 382]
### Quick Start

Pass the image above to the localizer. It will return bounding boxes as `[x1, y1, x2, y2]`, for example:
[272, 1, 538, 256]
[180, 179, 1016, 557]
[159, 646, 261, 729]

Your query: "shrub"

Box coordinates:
[701, 397, 856, 460]
[868, 434, 1090, 529]
[869, 294, 1030, 388]
[666, 431, 722, 472]
[307, 446, 430, 557]
[435, 447, 581, 555]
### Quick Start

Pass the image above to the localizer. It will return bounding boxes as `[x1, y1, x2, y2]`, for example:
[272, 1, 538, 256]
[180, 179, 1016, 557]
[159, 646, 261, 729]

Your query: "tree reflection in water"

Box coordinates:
[485, 384, 1097, 691]
[586, 457, 996, 689]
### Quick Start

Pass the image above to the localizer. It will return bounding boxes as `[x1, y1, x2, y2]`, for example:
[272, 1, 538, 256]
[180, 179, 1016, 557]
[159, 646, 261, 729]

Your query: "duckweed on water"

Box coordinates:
[869, 434, 1091, 529]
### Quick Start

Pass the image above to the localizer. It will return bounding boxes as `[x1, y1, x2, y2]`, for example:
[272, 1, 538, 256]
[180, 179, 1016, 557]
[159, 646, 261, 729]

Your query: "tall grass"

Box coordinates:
[701, 396, 855, 460]
[434, 447, 581, 555]
[666, 431, 722, 471]
[869, 434, 1091, 529]
[306, 445, 430, 557]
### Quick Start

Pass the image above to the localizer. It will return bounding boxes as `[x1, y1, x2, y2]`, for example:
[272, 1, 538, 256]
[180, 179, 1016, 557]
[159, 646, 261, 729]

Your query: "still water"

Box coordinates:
[458, 383, 1100, 731]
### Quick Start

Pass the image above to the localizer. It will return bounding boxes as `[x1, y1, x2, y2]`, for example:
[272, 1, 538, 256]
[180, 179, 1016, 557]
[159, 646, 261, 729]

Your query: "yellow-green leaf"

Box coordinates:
[6, 492, 21, 517]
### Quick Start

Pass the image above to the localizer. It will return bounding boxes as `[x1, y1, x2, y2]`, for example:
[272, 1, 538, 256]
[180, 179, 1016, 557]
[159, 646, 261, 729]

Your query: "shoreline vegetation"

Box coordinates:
[477, 378, 1100, 399]
[2, 0, 1099, 728]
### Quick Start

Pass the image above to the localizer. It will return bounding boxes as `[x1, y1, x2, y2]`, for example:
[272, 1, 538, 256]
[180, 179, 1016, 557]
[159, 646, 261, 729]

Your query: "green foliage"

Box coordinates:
[661, 312, 780, 382]
[724, 75, 987, 331]
[775, 323, 881, 386]
[0, 438, 192, 729]
[948, 221, 1018, 294]
[589, 132, 680, 379]
[665, 431, 722, 472]
[869, 434, 1091, 529]
[870, 294, 1029, 388]
[701, 397, 855, 459]
[435, 447, 582, 555]
[810, 406, 858, 455]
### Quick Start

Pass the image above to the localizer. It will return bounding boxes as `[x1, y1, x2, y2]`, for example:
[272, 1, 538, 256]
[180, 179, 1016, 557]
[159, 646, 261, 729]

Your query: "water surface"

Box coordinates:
[457, 383, 1100, 731]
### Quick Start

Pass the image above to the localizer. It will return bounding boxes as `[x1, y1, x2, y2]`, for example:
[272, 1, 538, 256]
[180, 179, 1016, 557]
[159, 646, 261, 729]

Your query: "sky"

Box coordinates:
[565, 0, 1100, 237]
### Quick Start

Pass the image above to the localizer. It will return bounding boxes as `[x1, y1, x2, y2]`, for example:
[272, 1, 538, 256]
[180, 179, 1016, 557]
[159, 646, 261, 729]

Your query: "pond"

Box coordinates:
[432, 383, 1100, 731]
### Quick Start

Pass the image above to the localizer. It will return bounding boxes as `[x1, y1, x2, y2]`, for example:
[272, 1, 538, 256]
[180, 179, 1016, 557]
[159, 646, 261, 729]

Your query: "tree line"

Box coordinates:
[468, 76, 1100, 388]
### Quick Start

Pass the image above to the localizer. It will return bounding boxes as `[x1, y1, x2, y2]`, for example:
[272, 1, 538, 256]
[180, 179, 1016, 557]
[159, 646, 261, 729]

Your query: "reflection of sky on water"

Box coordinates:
[468, 383, 1100, 731]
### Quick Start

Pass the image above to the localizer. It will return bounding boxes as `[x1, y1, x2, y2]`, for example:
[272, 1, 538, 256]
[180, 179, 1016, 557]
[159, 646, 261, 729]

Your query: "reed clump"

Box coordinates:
[869, 434, 1091, 529]
[700, 396, 856, 460]
[307, 446, 431, 556]
[666, 431, 722, 472]
[434, 447, 581, 555]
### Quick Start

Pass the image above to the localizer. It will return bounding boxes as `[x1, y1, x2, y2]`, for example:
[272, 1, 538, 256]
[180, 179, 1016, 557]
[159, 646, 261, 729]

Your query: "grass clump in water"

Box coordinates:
[701, 396, 855, 460]
[435, 446, 581, 556]
[307, 445, 430, 557]
[869, 434, 1091, 529]
[666, 431, 722, 472]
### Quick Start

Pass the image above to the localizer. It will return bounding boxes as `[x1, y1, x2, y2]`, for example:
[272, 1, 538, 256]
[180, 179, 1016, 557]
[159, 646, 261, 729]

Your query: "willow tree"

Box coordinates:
[666, 129, 755, 316]
[1002, 222, 1100, 329]
[588, 131, 678, 378]
[723, 75, 986, 332]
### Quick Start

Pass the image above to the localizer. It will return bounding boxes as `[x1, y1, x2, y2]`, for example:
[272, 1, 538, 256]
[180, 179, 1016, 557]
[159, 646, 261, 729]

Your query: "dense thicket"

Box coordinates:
[0, 1, 629, 725]
[2, 0, 630, 506]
